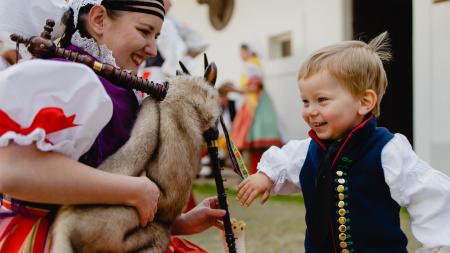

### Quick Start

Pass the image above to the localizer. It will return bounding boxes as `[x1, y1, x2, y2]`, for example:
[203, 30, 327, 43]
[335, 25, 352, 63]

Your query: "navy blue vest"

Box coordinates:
[299, 117, 408, 253]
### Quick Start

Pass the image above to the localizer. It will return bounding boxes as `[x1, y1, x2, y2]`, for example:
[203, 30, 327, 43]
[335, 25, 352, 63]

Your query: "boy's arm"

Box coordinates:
[236, 139, 310, 206]
[382, 134, 450, 251]
[259, 139, 311, 195]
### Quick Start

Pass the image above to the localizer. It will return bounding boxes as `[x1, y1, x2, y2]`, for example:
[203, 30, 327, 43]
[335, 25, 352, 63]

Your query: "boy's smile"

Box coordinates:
[299, 71, 366, 140]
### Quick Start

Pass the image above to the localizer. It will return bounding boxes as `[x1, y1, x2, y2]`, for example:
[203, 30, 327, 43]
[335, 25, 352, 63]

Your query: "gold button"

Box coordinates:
[338, 225, 347, 232]
[338, 217, 347, 224]
[338, 201, 345, 208]
[339, 233, 347, 240]
[338, 193, 345, 200]
[342, 249, 349, 253]
[339, 241, 348, 248]
[338, 208, 346, 216]
[337, 185, 345, 192]
[336, 170, 343, 176]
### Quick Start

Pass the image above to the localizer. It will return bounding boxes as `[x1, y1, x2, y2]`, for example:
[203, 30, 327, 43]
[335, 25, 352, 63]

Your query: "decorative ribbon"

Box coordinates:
[220, 116, 249, 179]
[0, 107, 78, 142]
[0, 200, 30, 219]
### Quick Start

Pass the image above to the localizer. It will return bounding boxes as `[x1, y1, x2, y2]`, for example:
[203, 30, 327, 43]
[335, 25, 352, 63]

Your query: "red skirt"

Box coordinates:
[0, 197, 207, 253]
[0, 198, 53, 253]
[165, 236, 207, 253]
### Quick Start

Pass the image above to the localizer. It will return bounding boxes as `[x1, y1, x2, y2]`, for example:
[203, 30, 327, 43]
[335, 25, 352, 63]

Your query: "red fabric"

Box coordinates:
[0, 200, 51, 253]
[165, 236, 207, 253]
[32, 218, 49, 253]
[0, 107, 78, 137]
[231, 101, 256, 149]
[1, 217, 35, 253]
[142, 71, 151, 80]
[249, 149, 263, 174]
[184, 192, 196, 213]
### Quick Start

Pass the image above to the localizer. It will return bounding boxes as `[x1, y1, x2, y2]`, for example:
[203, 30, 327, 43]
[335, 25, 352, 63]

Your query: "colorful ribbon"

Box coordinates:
[220, 116, 249, 179]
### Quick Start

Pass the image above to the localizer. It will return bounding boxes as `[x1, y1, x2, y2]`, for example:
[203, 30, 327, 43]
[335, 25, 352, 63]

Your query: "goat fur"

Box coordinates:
[48, 75, 220, 253]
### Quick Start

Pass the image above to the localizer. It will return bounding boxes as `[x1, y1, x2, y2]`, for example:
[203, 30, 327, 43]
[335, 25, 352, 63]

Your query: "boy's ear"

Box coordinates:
[86, 5, 108, 37]
[358, 89, 377, 115]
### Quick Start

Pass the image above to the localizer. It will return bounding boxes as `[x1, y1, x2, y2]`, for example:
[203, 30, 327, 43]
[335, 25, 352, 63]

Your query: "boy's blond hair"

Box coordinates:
[298, 32, 391, 117]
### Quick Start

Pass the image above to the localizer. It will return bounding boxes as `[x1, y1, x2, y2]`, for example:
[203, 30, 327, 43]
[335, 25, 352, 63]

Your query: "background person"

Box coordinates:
[231, 43, 282, 174]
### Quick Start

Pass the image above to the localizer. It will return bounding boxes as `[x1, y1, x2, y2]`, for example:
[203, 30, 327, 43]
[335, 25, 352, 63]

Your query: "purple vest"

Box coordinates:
[61, 45, 139, 167]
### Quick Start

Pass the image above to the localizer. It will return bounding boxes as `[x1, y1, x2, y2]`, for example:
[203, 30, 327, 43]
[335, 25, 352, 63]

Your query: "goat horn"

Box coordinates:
[204, 53, 208, 70]
[178, 61, 191, 75]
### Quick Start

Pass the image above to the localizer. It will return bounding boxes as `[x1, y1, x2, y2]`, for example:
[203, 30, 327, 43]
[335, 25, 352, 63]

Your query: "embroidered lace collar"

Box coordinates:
[70, 30, 118, 67]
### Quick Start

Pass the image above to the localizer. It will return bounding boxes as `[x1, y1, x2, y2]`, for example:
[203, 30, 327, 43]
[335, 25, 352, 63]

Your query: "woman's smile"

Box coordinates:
[131, 53, 145, 68]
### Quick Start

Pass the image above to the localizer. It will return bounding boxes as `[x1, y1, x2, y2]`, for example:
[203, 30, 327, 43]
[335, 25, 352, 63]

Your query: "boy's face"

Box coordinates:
[299, 71, 365, 140]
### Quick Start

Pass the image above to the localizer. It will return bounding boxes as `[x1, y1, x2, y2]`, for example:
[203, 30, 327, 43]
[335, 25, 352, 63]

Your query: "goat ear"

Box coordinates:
[178, 61, 191, 75]
[204, 62, 217, 87]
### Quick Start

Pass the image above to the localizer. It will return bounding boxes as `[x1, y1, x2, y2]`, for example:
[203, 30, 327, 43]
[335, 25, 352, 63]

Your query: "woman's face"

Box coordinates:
[240, 48, 251, 61]
[100, 11, 164, 72]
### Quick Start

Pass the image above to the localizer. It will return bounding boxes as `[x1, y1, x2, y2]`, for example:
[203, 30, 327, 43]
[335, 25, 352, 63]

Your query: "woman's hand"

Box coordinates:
[236, 172, 273, 206]
[171, 196, 226, 235]
[2, 49, 18, 65]
[129, 176, 160, 227]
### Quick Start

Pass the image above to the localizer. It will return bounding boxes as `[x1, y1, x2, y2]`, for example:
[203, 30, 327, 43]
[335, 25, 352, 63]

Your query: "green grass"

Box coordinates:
[193, 183, 304, 203]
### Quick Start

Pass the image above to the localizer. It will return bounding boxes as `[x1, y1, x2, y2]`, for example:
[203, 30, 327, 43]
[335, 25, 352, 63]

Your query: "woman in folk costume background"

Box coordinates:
[231, 44, 283, 174]
[0, 0, 225, 252]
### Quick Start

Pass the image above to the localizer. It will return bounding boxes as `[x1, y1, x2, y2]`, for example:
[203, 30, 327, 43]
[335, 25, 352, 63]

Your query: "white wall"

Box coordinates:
[170, 1, 450, 175]
[414, 0, 450, 174]
[171, 0, 349, 141]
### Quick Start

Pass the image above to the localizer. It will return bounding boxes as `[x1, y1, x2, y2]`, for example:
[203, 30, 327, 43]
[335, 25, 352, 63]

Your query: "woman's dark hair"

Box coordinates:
[60, 1, 123, 48]
[240, 44, 249, 51]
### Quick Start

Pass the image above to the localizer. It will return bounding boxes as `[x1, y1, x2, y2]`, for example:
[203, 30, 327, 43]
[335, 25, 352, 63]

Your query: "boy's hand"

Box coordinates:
[236, 172, 273, 207]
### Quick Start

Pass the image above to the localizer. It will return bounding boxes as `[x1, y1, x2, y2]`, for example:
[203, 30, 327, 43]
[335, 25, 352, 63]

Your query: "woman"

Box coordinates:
[0, 0, 225, 252]
[231, 44, 283, 174]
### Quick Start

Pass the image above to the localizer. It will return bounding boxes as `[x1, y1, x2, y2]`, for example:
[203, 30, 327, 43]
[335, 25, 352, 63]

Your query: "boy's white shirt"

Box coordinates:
[258, 134, 450, 252]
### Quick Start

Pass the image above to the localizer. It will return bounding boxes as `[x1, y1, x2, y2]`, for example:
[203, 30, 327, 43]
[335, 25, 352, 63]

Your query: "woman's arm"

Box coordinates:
[0, 144, 160, 225]
[230, 77, 262, 94]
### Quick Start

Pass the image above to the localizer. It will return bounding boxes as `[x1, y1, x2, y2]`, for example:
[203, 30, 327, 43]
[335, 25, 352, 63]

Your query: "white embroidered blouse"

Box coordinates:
[0, 59, 113, 160]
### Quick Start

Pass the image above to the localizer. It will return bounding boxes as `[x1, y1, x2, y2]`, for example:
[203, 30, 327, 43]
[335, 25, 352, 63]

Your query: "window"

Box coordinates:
[268, 32, 292, 59]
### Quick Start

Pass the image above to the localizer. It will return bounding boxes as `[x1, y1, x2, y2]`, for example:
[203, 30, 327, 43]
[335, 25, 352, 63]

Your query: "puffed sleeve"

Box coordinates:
[0, 59, 113, 160]
[257, 138, 311, 195]
[382, 134, 450, 252]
